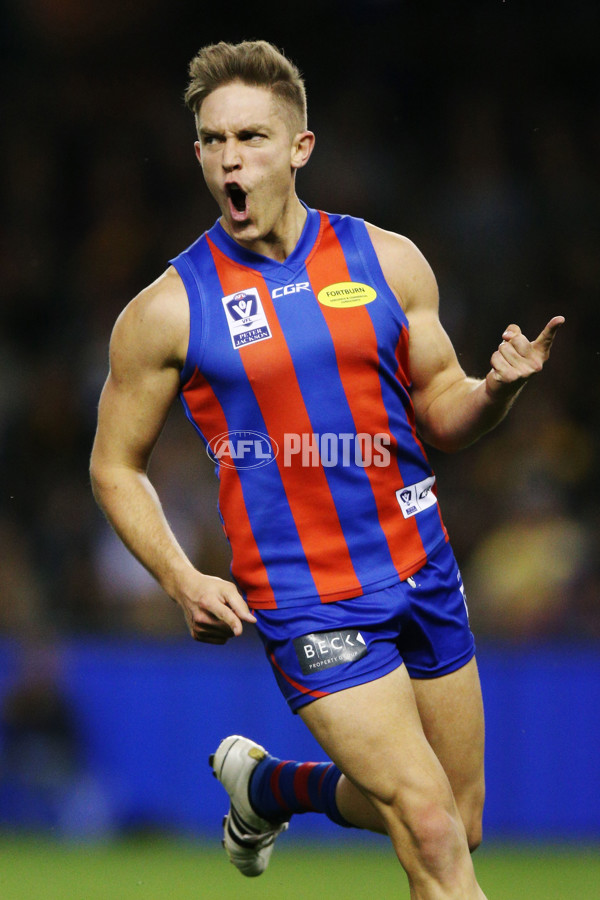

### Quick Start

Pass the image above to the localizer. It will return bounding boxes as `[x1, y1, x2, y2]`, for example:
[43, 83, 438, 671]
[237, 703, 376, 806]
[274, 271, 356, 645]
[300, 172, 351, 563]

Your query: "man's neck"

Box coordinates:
[223, 196, 307, 262]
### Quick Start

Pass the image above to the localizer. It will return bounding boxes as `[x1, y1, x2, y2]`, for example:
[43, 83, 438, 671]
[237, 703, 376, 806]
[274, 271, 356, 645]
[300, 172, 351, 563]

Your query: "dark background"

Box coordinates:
[1, 0, 598, 644]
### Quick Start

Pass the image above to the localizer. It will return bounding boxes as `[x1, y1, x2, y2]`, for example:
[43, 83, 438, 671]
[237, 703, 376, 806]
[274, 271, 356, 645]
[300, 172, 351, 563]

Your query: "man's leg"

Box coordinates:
[299, 664, 487, 900]
[411, 657, 485, 851]
[210, 660, 486, 894]
[325, 658, 485, 847]
[333, 658, 485, 844]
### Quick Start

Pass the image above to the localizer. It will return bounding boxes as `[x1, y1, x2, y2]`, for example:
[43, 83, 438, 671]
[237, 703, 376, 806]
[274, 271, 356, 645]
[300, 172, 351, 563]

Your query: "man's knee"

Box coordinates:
[407, 791, 483, 856]
[379, 785, 466, 875]
[406, 800, 463, 868]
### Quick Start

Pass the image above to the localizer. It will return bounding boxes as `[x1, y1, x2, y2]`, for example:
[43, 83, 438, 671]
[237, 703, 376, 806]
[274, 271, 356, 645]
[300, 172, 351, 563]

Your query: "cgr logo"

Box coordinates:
[271, 282, 311, 299]
[207, 430, 279, 470]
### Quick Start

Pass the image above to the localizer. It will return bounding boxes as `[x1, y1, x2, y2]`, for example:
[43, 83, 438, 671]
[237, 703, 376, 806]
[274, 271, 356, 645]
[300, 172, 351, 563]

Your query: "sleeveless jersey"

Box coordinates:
[170, 205, 448, 610]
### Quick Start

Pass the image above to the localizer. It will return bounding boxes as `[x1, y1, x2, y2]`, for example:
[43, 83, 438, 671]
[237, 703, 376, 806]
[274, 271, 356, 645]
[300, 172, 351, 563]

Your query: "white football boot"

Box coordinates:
[210, 734, 289, 877]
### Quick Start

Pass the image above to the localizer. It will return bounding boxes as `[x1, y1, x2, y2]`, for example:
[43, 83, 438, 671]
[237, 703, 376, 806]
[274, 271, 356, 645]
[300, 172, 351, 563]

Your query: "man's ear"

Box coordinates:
[194, 141, 202, 164]
[291, 131, 316, 170]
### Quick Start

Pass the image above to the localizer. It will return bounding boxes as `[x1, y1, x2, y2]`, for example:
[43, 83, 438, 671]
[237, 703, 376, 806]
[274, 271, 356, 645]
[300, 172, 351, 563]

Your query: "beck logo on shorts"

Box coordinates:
[293, 630, 368, 675]
[395, 475, 438, 519]
[317, 282, 376, 308]
[222, 287, 272, 349]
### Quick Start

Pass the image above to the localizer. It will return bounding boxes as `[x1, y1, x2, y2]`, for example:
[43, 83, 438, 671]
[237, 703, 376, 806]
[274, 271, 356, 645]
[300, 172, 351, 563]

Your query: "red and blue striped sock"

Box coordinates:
[249, 755, 353, 827]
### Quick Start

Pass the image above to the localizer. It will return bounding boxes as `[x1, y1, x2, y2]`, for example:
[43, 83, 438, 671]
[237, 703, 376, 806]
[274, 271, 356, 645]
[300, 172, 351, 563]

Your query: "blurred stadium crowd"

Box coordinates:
[1, 1, 598, 644]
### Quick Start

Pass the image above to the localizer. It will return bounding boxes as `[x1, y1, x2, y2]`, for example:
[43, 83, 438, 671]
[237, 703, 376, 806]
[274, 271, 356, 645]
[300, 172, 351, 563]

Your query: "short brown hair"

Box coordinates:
[184, 40, 307, 133]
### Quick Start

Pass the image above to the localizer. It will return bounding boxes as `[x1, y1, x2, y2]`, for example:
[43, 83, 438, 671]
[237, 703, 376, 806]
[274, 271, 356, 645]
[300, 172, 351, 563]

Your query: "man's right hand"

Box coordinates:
[176, 573, 257, 644]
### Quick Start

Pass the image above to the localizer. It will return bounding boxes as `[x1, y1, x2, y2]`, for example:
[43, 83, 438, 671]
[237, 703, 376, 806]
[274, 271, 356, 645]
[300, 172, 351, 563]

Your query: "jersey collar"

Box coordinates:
[207, 202, 321, 283]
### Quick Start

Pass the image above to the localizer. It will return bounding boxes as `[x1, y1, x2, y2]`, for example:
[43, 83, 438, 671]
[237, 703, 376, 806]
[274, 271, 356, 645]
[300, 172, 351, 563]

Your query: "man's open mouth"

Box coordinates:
[226, 183, 248, 216]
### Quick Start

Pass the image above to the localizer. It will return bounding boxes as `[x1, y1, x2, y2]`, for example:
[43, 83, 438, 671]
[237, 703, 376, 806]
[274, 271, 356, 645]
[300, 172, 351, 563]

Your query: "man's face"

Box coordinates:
[196, 82, 308, 245]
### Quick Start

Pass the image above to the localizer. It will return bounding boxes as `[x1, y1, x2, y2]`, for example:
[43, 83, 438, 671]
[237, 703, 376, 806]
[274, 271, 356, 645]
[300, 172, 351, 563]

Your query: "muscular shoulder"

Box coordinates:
[365, 222, 439, 314]
[110, 266, 189, 374]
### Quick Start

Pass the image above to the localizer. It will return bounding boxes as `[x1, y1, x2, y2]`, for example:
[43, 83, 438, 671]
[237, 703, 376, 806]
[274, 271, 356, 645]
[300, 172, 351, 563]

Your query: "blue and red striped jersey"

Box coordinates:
[170, 205, 448, 609]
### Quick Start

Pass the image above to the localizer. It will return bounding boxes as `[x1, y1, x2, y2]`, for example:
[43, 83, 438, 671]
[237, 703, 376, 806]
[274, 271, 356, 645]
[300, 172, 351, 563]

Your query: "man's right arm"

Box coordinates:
[89, 267, 256, 643]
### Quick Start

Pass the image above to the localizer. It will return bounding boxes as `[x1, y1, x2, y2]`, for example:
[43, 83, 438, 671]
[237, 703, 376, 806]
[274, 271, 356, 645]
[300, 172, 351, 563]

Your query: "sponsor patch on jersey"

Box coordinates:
[395, 475, 438, 518]
[222, 287, 272, 349]
[293, 630, 368, 675]
[317, 281, 376, 308]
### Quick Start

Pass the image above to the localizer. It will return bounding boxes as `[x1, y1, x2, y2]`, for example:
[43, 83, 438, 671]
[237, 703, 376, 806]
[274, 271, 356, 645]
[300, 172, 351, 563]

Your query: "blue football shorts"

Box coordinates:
[253, 540, 475, 713]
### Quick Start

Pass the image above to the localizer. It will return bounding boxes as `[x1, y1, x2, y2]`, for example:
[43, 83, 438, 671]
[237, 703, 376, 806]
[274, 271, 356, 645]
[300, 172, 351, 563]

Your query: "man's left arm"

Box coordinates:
[367, 224, 564, 452]
[409, 307, 564, 452]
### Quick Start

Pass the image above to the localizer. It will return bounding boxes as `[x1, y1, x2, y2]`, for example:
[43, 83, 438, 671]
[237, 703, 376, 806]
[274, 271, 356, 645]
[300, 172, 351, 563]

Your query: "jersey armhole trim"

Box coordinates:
[353, 220, 409, 332]
[170, 252, 208, 386]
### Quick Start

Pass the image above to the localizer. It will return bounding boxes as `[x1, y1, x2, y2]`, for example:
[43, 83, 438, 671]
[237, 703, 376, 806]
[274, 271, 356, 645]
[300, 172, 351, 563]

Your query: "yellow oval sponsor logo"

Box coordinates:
[317, 281, 376, 308]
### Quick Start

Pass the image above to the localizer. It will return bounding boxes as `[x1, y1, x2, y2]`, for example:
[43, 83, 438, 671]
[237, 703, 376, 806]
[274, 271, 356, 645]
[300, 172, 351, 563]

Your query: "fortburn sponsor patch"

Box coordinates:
[317, 281, 376, 308]
[293, 630, 368, 675]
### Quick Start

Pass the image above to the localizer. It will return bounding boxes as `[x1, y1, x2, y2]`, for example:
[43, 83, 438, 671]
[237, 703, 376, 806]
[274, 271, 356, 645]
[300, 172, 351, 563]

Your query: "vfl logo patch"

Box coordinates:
[222, 287, 272, 350]
[396, 475, 438, 519]
[293, 630, 368, 675]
